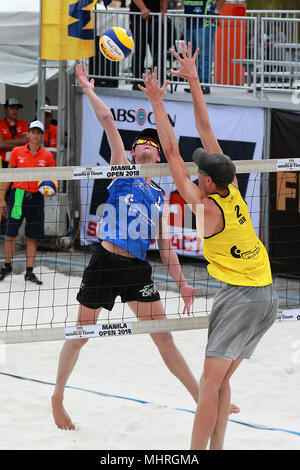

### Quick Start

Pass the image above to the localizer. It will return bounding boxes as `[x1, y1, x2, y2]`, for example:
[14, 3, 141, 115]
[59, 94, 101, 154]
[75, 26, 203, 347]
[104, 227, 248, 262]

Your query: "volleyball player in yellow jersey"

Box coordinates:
[141, 42, 279, 450]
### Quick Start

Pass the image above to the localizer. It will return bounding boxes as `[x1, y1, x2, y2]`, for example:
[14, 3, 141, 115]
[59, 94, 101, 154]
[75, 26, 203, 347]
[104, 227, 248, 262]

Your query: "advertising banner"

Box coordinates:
[270, 109, 300, 278]
[79, 94, 264, 258]
[41, 0, 97, 60]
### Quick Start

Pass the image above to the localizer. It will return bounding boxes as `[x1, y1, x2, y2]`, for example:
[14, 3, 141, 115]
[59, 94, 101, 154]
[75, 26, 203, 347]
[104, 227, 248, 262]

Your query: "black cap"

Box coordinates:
[133, 128, 161, 150]
[192, 148, 236, 187]
[5, 98, 23, 108]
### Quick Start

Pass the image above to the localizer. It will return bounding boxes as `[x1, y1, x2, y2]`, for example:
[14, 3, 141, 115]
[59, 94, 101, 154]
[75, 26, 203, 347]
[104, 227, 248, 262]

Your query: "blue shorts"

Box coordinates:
[6, 188, 44, 239]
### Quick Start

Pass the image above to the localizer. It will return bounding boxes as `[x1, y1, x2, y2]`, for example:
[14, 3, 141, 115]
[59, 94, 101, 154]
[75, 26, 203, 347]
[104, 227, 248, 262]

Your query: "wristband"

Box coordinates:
[214, 8, 220, 14]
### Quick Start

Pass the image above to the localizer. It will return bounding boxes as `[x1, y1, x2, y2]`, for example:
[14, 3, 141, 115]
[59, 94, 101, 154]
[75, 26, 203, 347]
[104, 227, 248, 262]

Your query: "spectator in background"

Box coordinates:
[35, 97, 57, 125]
[184, 0, 226, 94]
[44, 98, 69, 156]
[247, 21, 267, 61]
[0, 98, 29, 168]
[265, 21, 286, 70]
[0, 120, 56, 285]
[129, 0, 168, 90]
[45, 97, 58, 126]
[44, 105, 57, 159]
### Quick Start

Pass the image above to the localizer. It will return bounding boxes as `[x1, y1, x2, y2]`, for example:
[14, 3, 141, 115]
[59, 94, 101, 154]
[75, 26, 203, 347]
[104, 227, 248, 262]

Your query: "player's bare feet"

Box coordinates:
[51, 395, 76, 430]
[229, 404, 240, 414]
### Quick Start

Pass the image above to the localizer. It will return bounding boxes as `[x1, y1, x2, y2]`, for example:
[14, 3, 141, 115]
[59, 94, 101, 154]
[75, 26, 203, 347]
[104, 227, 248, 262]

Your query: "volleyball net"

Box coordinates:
[0, 158, 299, 344]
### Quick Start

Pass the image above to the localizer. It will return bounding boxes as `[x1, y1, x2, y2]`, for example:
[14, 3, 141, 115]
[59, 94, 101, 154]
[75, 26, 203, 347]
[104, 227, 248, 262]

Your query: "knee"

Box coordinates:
[199, 373, 220, 396]
[219, 379, 231, 396]
[200, 373, 212, 390]
[67, 337, 89, 351]
[151, 332, 174, 350]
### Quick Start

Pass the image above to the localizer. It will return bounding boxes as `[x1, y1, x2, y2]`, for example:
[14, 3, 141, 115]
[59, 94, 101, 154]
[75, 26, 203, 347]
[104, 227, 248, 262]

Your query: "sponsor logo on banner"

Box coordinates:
[68, 0, 95, 40]
[73, 164, 141, 180]
[65, 323, 133, 339]
[41, 0, 97, 60]
[277, 158, 300, 172]
[79, 95, 264, 257]
[230, 244, 261, 259]
[110, 107, 176, 127]
[136, 109, 147, 126]
[276, 309, 300, 322]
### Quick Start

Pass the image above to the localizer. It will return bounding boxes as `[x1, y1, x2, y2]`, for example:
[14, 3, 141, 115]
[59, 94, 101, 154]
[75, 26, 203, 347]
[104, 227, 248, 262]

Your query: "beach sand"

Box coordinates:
[0, 268, 299, 450]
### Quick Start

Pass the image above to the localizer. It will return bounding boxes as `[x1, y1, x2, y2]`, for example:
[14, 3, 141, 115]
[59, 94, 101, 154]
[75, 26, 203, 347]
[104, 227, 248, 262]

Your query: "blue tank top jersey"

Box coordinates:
[98, 177, 164, 260]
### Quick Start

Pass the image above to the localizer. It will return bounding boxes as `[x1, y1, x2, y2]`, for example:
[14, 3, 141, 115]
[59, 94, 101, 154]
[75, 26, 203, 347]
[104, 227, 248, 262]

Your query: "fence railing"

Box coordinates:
[87, 8, 300, 97]
[248, 10, 300, 20]
[260, 17, 300, 93]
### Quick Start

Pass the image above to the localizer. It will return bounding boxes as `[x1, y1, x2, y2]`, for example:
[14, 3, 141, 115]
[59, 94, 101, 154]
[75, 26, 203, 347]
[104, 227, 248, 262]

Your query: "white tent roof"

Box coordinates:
[0, 0, 39, 13]
[0, 0, 74, 88]
[0, 1, 41, 87]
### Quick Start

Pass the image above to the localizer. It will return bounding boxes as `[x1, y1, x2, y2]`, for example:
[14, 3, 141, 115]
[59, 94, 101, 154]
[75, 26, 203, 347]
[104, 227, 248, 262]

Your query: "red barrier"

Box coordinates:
[214, 2, 247, 85]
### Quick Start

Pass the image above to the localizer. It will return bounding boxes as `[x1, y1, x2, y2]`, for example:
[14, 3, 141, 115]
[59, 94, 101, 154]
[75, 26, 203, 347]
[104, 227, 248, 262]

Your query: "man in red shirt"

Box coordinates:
[0, 120, 56, 284]
[44, 105, 57, 158]
[0, 98, 29, 168]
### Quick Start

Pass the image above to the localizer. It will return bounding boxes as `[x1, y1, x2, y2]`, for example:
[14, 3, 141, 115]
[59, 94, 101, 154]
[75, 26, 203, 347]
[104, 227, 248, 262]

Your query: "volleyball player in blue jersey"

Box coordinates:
[51, 64, 200, 430]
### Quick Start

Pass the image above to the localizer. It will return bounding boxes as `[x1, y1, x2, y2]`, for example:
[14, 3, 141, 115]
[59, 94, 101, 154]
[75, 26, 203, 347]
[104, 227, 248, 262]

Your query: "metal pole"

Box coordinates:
[261, 17, 265, 98]
[253, 17, 257, 99]
[57, 62, 66, 168]
[262, 107, 271, 252]
[37, 0, 45, 123]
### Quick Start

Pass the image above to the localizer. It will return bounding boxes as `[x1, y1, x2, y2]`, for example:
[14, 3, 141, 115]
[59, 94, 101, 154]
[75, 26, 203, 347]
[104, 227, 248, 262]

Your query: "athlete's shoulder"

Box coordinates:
[229, 182, 239, 192]
[149, 179, 164, 192]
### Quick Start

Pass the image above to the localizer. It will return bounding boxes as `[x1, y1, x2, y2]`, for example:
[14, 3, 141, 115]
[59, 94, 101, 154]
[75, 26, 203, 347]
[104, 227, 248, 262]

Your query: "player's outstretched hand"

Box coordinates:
[139, 67, 169, 103]
[170, 41, 199, 82]
[76, 63, 95, 92]
[180, 285, 200, 316]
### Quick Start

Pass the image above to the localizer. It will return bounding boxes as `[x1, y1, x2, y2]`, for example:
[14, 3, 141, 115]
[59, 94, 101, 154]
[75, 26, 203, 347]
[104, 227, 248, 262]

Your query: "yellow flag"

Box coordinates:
[41, 0, 98, 60]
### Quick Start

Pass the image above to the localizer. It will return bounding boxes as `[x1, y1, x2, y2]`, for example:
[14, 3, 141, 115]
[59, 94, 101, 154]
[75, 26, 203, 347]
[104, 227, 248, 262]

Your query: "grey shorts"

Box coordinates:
[206, 283, 279, 361]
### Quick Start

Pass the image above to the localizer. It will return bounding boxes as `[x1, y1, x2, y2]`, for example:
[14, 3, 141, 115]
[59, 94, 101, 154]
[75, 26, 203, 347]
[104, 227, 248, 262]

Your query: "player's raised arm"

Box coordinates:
[76, 63, 128, 165]
[140, 69, 203, 205]
[157, 202, 199, 315]
[171, 42, 222, 154]
[170, 42, 238, 187]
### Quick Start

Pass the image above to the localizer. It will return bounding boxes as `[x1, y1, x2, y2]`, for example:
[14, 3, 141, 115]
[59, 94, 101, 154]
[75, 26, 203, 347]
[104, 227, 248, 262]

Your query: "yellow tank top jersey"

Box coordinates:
[197, 184, 272, 287]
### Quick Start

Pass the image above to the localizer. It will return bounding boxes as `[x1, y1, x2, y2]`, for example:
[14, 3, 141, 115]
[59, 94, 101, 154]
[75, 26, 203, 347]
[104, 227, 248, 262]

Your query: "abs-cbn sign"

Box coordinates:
[110, 107, 177, 127]
[79, 94, 264, 258]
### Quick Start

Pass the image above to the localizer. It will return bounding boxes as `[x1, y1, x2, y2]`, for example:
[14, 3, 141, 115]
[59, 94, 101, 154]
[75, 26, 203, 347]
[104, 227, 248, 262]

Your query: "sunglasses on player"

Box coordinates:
[132, 138, 160, 151]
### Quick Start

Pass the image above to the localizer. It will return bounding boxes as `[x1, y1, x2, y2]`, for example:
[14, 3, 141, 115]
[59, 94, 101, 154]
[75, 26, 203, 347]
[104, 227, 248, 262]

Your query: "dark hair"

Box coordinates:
[193, 148, 236, 187]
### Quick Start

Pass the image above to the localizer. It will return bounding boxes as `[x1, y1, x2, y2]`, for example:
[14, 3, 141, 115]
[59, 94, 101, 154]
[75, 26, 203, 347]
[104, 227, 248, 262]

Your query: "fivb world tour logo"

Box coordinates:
[68, 0, 95, 40]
